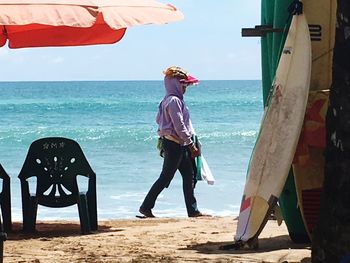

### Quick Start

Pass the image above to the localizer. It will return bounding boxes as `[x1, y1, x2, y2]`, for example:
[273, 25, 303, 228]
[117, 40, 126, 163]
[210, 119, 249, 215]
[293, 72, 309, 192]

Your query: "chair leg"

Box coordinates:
[0, 216, 6, 263]
[0, 204, 11, 233]
[23, 197, 38, 233]
[0, 232, 6, 263]
[78, 194, 91, 234]
[87, 192, 98, 231]
[89, 207, 98, 231]
[1, 178, 12, 233]
[21, 199, 28, 232]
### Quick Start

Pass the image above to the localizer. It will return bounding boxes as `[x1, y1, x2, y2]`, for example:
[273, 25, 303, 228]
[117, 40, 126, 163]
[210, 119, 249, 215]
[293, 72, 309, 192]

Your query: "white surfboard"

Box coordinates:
[234, 12, 311, 246]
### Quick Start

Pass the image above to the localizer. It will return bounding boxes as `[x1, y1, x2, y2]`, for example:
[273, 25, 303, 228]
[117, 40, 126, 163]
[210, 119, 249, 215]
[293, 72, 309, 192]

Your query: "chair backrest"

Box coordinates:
[18, 137, 96, 208]
[0, 164, 10, 185]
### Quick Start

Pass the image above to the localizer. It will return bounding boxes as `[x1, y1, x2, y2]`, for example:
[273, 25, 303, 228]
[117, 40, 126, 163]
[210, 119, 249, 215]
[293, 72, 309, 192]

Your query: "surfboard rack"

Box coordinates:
[241, 25, 283, 37]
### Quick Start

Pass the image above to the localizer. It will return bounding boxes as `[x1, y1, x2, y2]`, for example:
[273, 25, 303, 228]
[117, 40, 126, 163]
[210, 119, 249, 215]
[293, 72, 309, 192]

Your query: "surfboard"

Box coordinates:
[235, 11, 311, 246]
[292, 0, 336, 239]
[261, 0, 310, 243]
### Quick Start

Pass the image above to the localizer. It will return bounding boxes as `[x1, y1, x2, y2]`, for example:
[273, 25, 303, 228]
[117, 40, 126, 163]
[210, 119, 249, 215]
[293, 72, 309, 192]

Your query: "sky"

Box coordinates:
[0, 0, 262, 81]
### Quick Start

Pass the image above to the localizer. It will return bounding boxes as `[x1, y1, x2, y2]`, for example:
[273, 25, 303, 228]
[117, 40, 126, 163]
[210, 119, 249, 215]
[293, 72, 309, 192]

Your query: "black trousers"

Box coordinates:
[140, 138, 199, 216]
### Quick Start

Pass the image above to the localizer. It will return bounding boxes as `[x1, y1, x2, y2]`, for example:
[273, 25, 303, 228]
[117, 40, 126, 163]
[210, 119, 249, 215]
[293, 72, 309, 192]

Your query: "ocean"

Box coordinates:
[0, 80, 263, 221]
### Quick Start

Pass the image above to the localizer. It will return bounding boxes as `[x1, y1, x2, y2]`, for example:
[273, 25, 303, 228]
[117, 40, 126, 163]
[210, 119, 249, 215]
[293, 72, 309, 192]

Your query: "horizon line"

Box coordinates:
[0, 79, 262, 82]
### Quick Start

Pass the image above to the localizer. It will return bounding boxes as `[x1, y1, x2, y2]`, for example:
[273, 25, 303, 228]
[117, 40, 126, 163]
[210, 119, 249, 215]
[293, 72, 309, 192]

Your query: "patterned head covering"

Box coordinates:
[163, 66, 199, 85]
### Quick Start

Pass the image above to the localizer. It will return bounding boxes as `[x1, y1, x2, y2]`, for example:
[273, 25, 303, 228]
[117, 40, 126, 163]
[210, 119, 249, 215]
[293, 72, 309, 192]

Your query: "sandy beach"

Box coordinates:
[3, 217, 311, 263]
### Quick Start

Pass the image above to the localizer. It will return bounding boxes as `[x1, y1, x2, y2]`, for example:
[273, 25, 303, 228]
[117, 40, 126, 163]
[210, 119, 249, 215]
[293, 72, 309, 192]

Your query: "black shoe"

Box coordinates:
[139, 207, 155, 218]
[188, 212, 211, 218]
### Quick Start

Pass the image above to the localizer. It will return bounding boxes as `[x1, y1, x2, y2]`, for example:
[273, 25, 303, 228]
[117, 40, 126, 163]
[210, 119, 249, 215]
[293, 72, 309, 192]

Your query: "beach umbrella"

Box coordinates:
[0, 0, 183, 48]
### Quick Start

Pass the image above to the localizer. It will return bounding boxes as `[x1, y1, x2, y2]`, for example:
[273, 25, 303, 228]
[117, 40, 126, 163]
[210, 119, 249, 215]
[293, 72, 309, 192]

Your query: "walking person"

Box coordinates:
[139, 66, 205, 218]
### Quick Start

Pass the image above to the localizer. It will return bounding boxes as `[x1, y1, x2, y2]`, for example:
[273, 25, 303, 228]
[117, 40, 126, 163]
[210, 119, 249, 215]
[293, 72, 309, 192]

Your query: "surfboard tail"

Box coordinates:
[235, 195, 278, 243]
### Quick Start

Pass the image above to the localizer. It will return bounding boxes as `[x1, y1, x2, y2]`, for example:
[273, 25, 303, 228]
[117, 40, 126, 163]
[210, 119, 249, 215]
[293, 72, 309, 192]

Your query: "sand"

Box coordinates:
[3, 217, 311, 263]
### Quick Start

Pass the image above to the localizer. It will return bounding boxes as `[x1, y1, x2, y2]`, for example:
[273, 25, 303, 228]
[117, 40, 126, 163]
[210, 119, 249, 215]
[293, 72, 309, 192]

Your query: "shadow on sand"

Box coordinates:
[182, 234, 311, 262]
[6, 222, 123, 240]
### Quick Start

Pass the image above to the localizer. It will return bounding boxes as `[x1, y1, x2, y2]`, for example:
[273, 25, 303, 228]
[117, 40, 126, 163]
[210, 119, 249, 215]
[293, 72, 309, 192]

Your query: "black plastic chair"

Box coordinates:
[0, 164, 11, 233]
[18, 137, 97, 234]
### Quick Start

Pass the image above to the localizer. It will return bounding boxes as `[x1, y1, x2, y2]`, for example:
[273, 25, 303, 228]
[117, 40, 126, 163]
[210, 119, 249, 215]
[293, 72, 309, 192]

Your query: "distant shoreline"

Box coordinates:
[0, 79, 262, 83]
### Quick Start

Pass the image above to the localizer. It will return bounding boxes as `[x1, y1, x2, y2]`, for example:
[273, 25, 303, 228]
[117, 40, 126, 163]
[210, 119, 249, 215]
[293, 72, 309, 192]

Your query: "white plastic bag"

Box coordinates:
[201, 155, 215, 185]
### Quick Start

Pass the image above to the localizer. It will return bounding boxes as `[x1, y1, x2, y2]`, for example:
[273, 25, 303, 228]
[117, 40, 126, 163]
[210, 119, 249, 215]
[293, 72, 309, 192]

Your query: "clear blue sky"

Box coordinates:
[0, 0, 261, 81]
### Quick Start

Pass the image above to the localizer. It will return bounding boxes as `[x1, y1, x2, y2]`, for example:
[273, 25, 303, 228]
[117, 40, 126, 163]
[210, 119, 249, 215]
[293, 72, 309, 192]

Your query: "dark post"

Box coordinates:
[312, 0, 350, 262]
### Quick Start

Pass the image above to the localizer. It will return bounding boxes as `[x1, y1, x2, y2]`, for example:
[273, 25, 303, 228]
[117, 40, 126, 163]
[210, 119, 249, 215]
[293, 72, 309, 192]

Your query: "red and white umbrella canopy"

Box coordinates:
[0, 0, 184, 48]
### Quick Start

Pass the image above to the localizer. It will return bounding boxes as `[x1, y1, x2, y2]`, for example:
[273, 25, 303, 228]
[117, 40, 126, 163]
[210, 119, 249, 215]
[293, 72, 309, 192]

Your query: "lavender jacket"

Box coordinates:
[156, 77, 194, 146]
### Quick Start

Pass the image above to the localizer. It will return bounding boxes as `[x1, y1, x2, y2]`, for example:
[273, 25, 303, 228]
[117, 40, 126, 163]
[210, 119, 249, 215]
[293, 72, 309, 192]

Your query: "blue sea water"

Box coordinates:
[0, 80, 263, 221]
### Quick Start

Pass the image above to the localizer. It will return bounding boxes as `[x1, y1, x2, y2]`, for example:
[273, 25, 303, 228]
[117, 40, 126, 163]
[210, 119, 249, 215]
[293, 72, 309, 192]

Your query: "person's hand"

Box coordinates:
[189, 143, 200, 159]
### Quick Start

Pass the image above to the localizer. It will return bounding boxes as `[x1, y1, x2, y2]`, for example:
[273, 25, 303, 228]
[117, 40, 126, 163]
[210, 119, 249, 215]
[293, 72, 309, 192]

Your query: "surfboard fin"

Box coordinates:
[219, 241, 244, 250]
[273, 204, 284, 226]
[219, 238, 259, 250]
